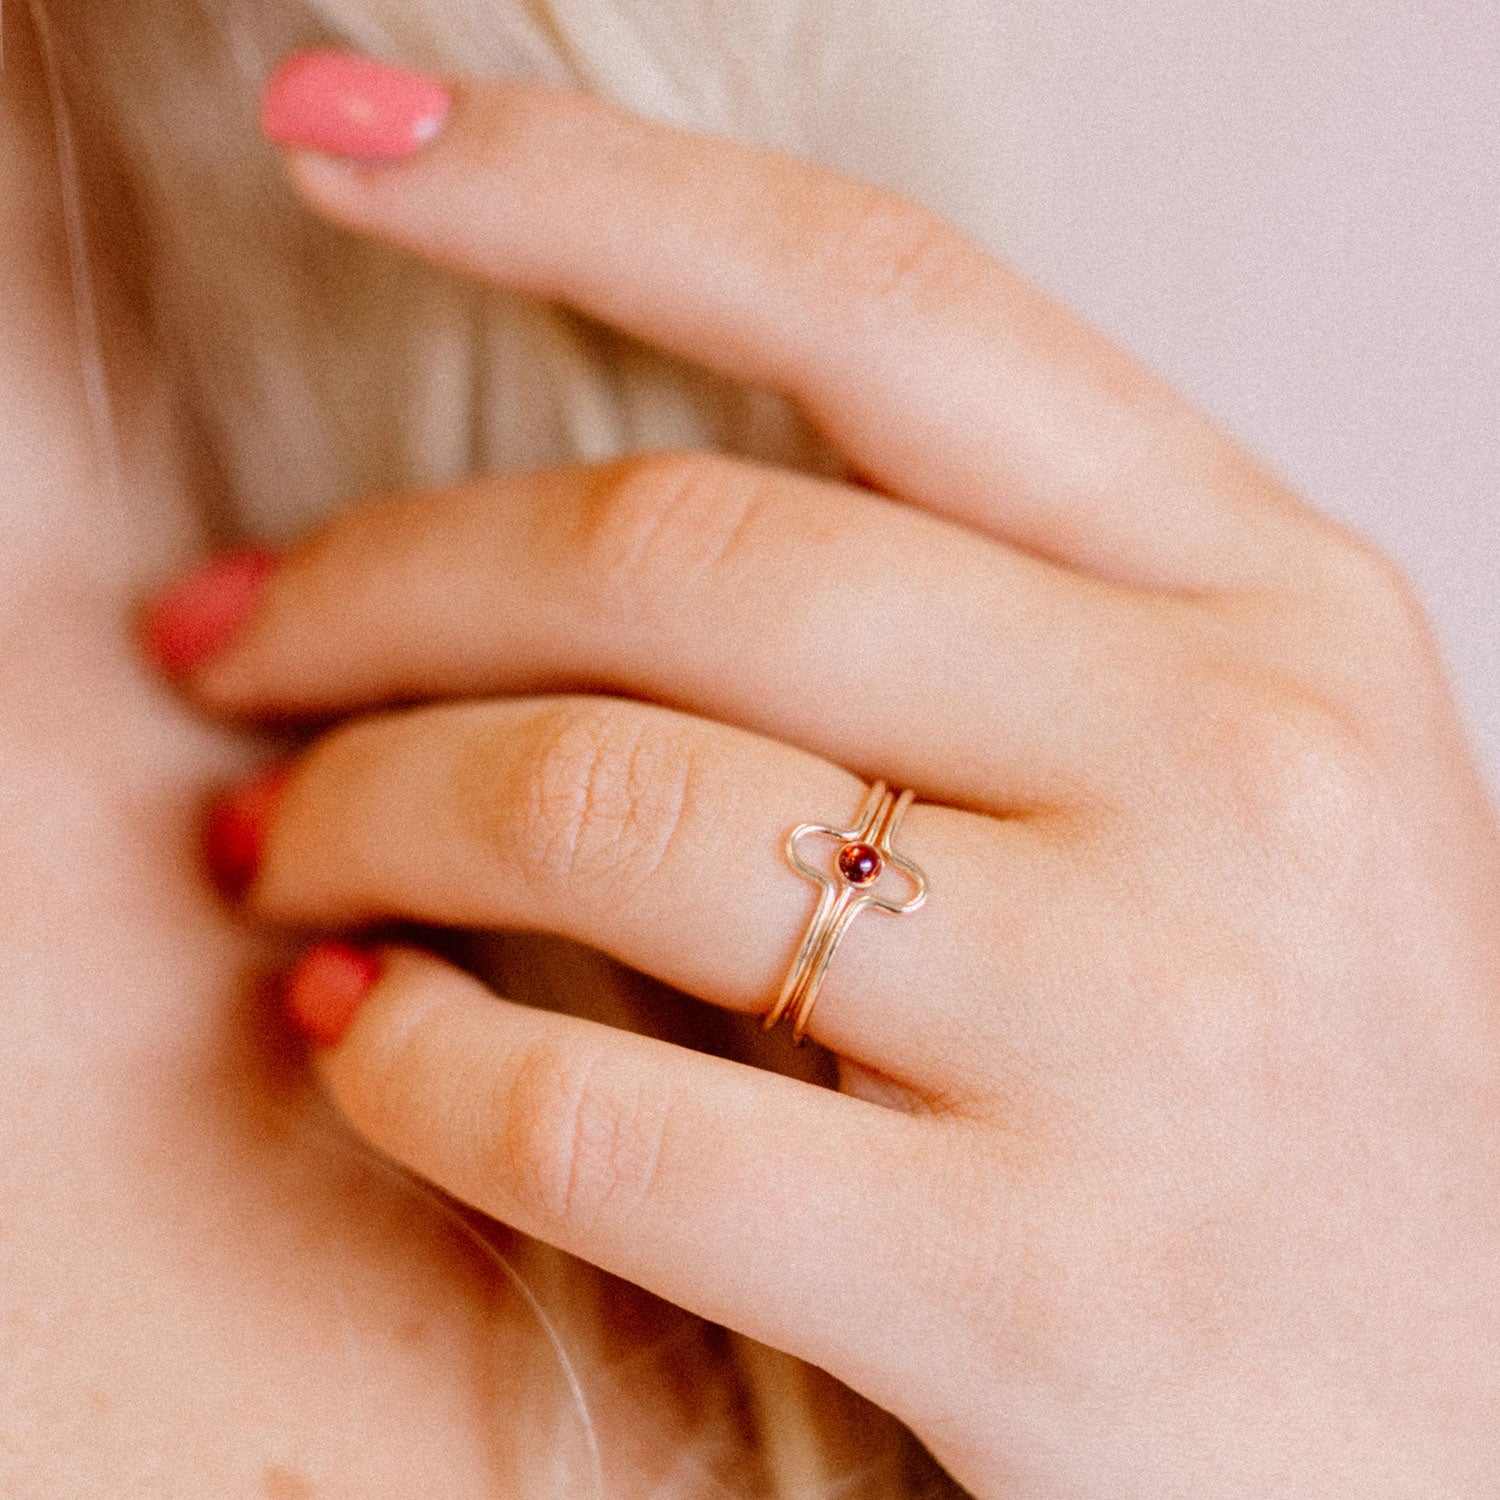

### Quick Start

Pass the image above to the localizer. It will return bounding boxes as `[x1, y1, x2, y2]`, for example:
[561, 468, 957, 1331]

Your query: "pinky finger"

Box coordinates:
[296, 944, 959, 1401]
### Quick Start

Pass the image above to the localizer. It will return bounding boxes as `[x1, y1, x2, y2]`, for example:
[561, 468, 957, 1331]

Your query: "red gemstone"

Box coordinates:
[837, 842, 883, 886]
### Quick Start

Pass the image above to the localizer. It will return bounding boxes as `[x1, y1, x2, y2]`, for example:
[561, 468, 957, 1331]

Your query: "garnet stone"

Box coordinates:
[837, 842, 884, 886]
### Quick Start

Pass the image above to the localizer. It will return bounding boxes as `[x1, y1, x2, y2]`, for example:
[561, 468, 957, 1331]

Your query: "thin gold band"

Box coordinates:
[765, 781, 929, 1046]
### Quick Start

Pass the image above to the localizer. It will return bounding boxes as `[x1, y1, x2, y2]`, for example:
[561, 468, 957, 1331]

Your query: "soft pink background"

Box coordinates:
[887, 0, 1498, 790]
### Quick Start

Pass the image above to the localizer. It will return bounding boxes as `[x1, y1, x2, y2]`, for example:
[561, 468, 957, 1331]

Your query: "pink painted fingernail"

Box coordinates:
[141, 549, 278, 676]
[261, 51, 452, 162]
[204, 763, 293, 903]
[283, 942, 384, 1048]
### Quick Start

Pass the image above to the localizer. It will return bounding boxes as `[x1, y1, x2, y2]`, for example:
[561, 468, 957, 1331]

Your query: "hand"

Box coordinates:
[146, 53, 1500, 1497]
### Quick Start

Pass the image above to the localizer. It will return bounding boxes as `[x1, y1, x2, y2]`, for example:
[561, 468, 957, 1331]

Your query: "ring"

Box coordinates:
[764, 781, 930, 1045]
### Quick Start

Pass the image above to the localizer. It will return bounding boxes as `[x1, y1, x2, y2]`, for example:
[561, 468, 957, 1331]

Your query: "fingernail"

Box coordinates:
[283, 942, 384, 1048]
[142, 549, 278, 677]
[205, 763, 293, 902]
[261, 50, 453, 162]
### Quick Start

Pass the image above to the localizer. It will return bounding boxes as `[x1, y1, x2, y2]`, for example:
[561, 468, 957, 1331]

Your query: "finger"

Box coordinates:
[189, 452, 1163, 808]
[265, 53, 1330, 592]
[239, 695, 1067, 1090]
[312, 946, 961, 1411]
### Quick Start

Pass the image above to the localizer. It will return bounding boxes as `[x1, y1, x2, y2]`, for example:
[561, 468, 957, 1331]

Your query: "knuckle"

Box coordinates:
[1257, 527, 1445, 738]
[1318, 530, 1434, 649]
[571, 451, 776, 614]
[502, 701, 697, 910]
[812, 186, 982, 313]
[1167, 665, 1392, 851]
[493, 1037, 669, 1231]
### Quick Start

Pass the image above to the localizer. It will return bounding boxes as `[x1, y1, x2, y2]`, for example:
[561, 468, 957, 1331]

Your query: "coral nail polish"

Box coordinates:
[283, 943, 384, 1048]
[205, 763, 292, 902]
[261, 51, 453, 161]
[142, 549, 277, 676]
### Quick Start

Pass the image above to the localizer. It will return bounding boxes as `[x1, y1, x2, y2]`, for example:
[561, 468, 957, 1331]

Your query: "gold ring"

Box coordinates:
[764, 781, 929, 1046]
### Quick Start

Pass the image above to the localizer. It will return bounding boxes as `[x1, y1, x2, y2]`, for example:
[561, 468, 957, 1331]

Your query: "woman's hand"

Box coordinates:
[147, 54, 1500, 1497]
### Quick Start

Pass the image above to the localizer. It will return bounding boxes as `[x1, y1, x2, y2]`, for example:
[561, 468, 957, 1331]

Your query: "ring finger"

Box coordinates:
[232, 692, 1082, 1093]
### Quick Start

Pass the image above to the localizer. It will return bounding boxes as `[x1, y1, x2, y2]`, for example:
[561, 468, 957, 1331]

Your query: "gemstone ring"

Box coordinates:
[763, 781, 929, 1045]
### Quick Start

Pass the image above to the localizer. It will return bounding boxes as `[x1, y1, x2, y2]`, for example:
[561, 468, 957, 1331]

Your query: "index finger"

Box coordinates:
[263, 53, 1330, 593]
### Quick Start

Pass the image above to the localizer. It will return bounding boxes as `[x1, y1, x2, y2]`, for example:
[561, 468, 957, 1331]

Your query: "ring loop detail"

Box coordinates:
[764, 781, 929, 1045]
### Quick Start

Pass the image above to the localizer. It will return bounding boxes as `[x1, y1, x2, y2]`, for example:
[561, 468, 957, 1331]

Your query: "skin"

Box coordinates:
[3, 18, 799, 1498]
[0, 24, 514, 1498]
[160, 67, 1500, 1498]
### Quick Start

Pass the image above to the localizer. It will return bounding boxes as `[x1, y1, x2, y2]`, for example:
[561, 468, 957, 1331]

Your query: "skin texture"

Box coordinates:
[156, 61, 1500, 1498]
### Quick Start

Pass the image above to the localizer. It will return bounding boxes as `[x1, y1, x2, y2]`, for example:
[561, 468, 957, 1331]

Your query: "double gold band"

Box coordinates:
[764, 781, 929, 1046]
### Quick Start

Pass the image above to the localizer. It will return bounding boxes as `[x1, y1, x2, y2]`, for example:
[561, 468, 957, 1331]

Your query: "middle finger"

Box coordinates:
[177, 450, 1163, 810]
